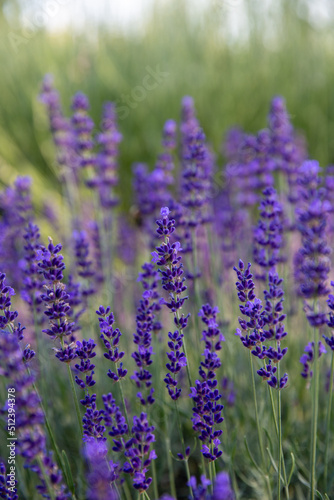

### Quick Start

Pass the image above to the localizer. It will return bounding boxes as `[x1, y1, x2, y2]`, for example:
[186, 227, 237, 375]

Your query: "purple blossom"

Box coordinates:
[268, 96, 307, 208]
[212, 471, 235, 499]
[223, 127, 244, 162]
[97, 306, 127, 383]
[38, 238, 75, 345]
[71, 92, 95, 171]
[122, 413, 157, 492]
[21, 223, 45, 325]
[178, 97, 213, 254]
[221, 377, 236, 407]
[190, 304, 224, 461]
[234, 261, 288, 388]
[132, 119, 176, 245]
[0, 177, 32, 289]
[300, 341, 327, 379]
[323, 281, 334, 350]
[131, 263, 162, 404]
[253, 187, 284, 280]
[0, 327, 68, 499]
[39, 75, 78, 179]
[294, 160, 331, 327]
[73, 230, 95, 298]
[89, 102, 122, 209]
[153, 208, 189, 399]
[84, 438, 117, 500]
[0, 460, 18, 499]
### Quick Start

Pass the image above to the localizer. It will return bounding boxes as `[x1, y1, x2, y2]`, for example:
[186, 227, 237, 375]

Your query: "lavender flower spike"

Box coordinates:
[152, 207, 190, 399]
[190, 304, 224, 461]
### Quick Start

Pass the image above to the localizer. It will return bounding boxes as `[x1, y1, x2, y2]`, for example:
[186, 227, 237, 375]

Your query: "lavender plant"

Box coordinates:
[1, 84, 334, 500]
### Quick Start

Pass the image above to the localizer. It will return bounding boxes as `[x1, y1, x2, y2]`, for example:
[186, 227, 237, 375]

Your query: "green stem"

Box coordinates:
[323, 350, 334, 490]
[208, 459, 213, 494]
[268, 384, 289, 499]
[37, 456, 56, 500]
[250, 352, 272, 498]
[174, 307, 193, 389]
[310, 329, 320, 500]
[250, 352, 265, 464]
[175, 401, 193, 499]
[118, 378, 131, 432]
[66, 363, 83, 436]
[277, 363, 282, 500]
[27, 374, 69, 488]
[165, 419, 177, 499]
[151, 454, 159, 499]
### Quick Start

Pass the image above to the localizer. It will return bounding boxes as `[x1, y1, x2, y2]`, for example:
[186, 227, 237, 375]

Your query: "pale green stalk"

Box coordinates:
[310, 328, 320, 500]
[174, 400, 193, 499]
[277, 362, 282, 500]
[37, 456, 56, 500]
[66, 362, 84, 436]
[324, 350, 334, 490]
[250, 352, 272, 498]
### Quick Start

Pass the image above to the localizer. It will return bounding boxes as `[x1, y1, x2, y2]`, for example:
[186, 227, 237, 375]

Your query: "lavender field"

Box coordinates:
[0, 71, 333, 500]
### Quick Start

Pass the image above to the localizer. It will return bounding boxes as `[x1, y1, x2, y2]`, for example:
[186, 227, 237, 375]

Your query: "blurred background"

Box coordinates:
[0, 0, 334, 209]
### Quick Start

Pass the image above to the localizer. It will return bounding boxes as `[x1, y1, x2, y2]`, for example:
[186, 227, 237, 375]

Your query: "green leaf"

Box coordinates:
[244, 436, 262, 475]
[61, 450, 75, 496]
[287, 452, 295, 486]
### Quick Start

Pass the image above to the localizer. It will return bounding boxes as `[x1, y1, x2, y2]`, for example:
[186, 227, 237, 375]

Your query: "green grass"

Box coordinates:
[0, 0, 334, 208]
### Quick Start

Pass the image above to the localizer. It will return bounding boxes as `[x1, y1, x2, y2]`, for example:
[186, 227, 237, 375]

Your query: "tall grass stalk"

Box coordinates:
[323, 351, 334, 491]
[310, 329, 319, 500]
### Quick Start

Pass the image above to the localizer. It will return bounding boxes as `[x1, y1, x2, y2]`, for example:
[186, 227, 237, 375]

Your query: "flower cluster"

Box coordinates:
[323, 281, 334, 350]
[131, 263, 162, 405]
[84, 438, 117, 500]
[90, 102, 122, 209]
[253, 186, 284, 280]
[39, 75, 77, 179]
[0, 273, 24, 340]
[190, 304, 224, 461]
[0, 460, 18, 499]
[294, 160, 331, 327]
[177, 97, 213, 255]
[38, 238, 76, 347]
[71, 92, 95, 171]
[123, 412, 157, 492]
[188, 471, 234, 500]
[152, 207, 189, 399]
[73, 229, 95, 298]
[0, 177, 32, 289]
[21, 223, 45, 323]
[300, 341, 327, 379]
[132, 119, 176, 243]
[268, 96, 307, 208]
[234, 261, 288, 388]
[0, 320, 67, 499]
[97, 306, 128, 382]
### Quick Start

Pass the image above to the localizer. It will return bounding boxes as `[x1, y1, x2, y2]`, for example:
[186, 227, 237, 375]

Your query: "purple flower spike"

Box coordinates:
[38, 238, 76, 345]
[131, 263, 162, 405]
[294, 160, 331, 327]
[234, 261, 288, 388]
[84, 438, 117, 499]
[190, 303, 224, 461]
[123, 413, 156, 492]
[153, 207, 190, 400]
[253, 187, 284, 280]
[0, 323, 67, 499]
[300, 341, 327, 379]
[97, 306, 127, 383]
